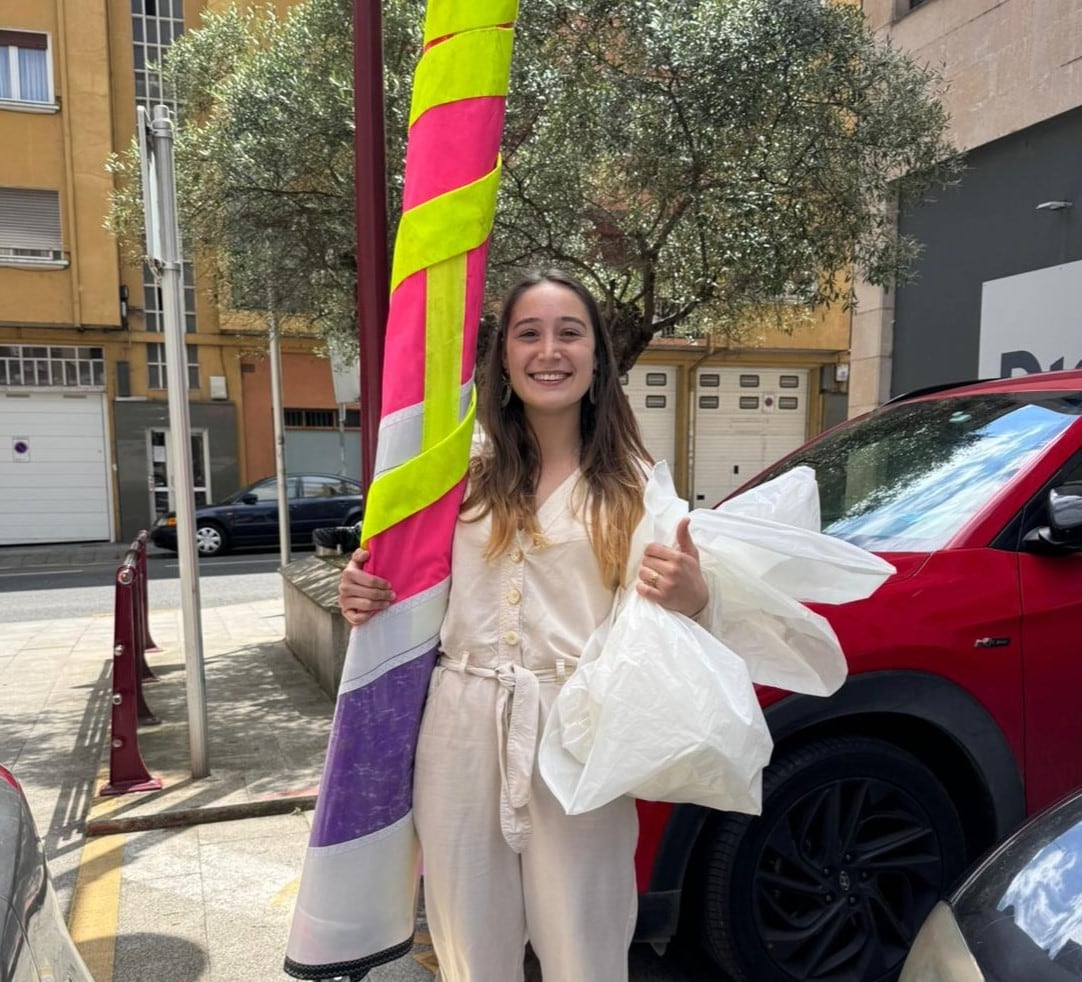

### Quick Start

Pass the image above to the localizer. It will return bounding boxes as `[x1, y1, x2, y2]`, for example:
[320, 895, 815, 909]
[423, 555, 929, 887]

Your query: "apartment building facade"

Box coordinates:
[851, 0, 1082, 414]
[0, 0, 355, 545]
[0, 1, 850, 544]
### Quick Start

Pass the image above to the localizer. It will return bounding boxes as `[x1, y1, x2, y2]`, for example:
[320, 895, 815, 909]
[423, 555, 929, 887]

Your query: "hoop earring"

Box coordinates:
[501, 375, 513, 408]
[588, 374, 597, 405]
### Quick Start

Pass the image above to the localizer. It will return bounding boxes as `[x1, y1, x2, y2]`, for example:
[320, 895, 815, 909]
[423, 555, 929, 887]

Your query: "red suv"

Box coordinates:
[632, 369, 1082, 982]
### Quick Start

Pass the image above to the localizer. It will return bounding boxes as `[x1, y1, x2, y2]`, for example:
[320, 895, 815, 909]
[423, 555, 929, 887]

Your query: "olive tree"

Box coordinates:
[107, 0, 961, 369]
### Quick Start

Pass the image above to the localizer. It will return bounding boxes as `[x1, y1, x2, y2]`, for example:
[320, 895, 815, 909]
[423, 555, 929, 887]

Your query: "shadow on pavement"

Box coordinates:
[112, 931, 209, 981]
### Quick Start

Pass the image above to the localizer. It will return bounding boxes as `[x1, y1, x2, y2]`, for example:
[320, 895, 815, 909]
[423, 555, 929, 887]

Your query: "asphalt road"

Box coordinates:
[0, 549, 288, 622]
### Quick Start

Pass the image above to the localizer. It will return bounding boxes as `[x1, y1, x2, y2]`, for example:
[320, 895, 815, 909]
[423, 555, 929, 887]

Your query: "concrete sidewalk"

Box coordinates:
[1, 594, 434, 981]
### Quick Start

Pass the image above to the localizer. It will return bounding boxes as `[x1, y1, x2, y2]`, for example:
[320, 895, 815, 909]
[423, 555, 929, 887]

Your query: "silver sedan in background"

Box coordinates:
[1, 763, 92, 982]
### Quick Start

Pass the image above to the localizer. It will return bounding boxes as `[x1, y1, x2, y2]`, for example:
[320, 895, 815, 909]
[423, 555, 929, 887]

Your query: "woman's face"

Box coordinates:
[502, 281, 597, 421]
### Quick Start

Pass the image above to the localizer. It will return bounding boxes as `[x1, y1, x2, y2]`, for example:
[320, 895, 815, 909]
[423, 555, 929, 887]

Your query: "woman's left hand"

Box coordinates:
[637, 517, 709, 619]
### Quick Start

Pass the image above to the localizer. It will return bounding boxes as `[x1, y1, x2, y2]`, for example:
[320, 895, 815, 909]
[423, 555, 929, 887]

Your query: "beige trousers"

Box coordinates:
[413, 662, 639, 982]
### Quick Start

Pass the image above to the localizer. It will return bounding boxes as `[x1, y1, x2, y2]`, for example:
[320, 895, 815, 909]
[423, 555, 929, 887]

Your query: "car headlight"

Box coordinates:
[899, 902, 984, 982]
[154, 516, 177, 529]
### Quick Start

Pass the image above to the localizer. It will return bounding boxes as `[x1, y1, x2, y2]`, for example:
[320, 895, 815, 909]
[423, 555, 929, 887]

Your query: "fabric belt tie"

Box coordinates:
[439, 653, 566, 852]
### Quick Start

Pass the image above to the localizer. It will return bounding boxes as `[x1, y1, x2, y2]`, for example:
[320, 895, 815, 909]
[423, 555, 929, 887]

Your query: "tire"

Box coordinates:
[195, 521, 228, 557]
[698, 736, 966, 982]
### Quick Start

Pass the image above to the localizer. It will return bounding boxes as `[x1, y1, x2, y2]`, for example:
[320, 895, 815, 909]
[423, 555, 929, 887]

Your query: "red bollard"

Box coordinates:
[132, 532, 159, 683]
[100, 551, 162, 797]
[136, 532, 161, 654]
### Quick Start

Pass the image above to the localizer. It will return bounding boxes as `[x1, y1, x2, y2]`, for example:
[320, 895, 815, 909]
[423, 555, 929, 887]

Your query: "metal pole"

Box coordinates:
[268, 308, 291, 567]
[149, 104, 209, 779]
[338, 404, 347, 477]
[354, 0, 389, 494]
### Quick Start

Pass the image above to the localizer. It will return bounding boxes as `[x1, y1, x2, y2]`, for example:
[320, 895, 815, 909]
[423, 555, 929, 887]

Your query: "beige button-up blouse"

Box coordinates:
[439, 469, 642, 675]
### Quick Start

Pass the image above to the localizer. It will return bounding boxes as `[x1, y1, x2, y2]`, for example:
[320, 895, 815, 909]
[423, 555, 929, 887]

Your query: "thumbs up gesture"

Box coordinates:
[637, 517, 709, 620]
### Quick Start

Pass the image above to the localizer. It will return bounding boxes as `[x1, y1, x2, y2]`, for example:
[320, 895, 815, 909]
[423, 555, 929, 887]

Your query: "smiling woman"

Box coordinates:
[334, 269, 717, 982]
[502, 280, 596, 421]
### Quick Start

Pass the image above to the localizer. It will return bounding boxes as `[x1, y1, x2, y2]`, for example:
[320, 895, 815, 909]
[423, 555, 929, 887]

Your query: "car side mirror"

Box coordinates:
[1023, 482, 1082, 554]
[241, 493, 258, 505]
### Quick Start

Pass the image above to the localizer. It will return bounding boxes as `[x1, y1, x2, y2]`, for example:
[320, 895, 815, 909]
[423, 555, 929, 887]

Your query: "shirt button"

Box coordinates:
[510, 549, 524, 563]
[507, 588, 521, 605]
[504, 631, 519, 646]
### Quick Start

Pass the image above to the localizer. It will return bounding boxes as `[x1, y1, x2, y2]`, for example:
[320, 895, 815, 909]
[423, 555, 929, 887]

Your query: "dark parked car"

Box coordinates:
[631, 369, 1082, 981]
[1, 763, 93, 982]
[151, 473, 364, 557]
[901, 788, 1082, 981]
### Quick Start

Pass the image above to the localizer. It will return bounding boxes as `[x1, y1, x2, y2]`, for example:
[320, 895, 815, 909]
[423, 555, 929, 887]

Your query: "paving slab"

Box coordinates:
[1, 589, 455, 982]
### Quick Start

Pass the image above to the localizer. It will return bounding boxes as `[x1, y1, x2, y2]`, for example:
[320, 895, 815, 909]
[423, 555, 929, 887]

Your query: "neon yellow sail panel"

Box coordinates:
[285, 2, 518, 978]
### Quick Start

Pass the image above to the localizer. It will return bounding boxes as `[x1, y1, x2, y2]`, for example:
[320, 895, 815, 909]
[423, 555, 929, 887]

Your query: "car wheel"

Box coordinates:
[195, 521, 228, 557]
[343, 509, 363, 528]
[699, 735, 966, 982]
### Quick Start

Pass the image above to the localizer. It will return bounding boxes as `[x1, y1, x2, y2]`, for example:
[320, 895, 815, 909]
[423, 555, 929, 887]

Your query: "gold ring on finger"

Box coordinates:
[647, 569, 660, 587]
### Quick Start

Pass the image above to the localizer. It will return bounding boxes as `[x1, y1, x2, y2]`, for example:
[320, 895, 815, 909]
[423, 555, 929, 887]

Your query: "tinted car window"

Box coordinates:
[951, 794, 1082, 979]
[751, 393, 1082, 551]
[302, 476, 358, 499]
[249, 479, 279, 502]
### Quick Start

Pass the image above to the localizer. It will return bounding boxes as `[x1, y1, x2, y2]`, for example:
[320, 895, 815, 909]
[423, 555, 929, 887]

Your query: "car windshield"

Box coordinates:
[750, 392, 1082, 552]
[952, 794, 1082, 978]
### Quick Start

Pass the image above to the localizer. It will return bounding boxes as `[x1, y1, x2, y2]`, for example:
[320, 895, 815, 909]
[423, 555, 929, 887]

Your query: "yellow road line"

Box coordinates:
[68, 830, 124, 981]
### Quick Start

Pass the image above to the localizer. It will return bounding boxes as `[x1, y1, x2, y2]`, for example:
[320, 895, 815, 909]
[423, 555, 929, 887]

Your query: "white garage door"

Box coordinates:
[0, 390, 112, 544]
[692, 367, 808, 507]
[622, 364, 677, 469]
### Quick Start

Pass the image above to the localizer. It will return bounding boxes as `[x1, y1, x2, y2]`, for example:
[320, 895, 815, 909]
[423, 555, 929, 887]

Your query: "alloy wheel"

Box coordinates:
[753, 777, 944, 981]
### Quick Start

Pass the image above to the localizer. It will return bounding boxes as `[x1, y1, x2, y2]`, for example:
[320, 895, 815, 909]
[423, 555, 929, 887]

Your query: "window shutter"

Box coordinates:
[0, 188, 62, 251]
[0, 30, 48, 50]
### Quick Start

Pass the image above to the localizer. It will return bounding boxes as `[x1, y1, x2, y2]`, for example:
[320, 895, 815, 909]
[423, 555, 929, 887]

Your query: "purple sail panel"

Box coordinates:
[310, 647, 437, 847]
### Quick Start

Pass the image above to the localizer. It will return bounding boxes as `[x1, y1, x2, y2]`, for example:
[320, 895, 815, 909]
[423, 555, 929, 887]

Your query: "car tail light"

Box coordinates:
[0, 763, 21, 793]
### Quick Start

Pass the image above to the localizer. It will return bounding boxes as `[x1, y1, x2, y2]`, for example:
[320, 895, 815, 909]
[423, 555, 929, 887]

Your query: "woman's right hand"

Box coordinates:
[339, 548, 396, 627]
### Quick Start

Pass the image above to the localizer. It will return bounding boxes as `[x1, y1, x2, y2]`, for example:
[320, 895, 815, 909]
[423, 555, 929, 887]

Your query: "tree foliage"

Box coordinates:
[107, 0, 961, 369]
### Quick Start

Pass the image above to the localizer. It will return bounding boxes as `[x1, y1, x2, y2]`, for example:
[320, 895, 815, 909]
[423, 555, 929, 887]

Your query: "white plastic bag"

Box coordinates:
[541, 587, 772, 814]
[538, 462, 895, 817]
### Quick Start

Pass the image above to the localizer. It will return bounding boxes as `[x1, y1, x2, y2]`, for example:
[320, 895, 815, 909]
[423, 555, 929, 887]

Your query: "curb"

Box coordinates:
[86, 791, 318, 837]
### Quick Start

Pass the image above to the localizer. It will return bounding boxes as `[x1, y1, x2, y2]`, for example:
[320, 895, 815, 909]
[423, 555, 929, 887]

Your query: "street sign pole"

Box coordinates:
[146, 104, 210, 779]
[268, 298, 291, 568]
[354, 0, 389, 494]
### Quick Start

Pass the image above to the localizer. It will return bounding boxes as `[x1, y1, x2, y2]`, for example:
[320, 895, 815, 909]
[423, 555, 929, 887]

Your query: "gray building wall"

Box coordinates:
[284, 429, 361, 479]
[892, 106, 1082, 395]
[114, 400, 239, 541]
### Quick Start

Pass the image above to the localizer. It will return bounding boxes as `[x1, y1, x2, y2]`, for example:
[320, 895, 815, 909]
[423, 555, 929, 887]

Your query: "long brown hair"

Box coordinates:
[463, 270, 652, 588]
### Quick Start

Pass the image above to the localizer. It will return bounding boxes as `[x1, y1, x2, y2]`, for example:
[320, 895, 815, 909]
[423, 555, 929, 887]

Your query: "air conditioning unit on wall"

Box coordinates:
[209, 376, 228, 400]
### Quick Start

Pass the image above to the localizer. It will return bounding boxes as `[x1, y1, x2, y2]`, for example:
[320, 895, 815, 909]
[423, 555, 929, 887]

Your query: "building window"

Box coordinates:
[285, 408, 335, 429]
[0, 187, 64, 264]
[0, 30, 52, 105]
[141, 263, 196, 333]
[130, 0, 185, 111]
[0, 345, 104, 387]
[147, 341, 199, 389]
[285, 408, 360, 428]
